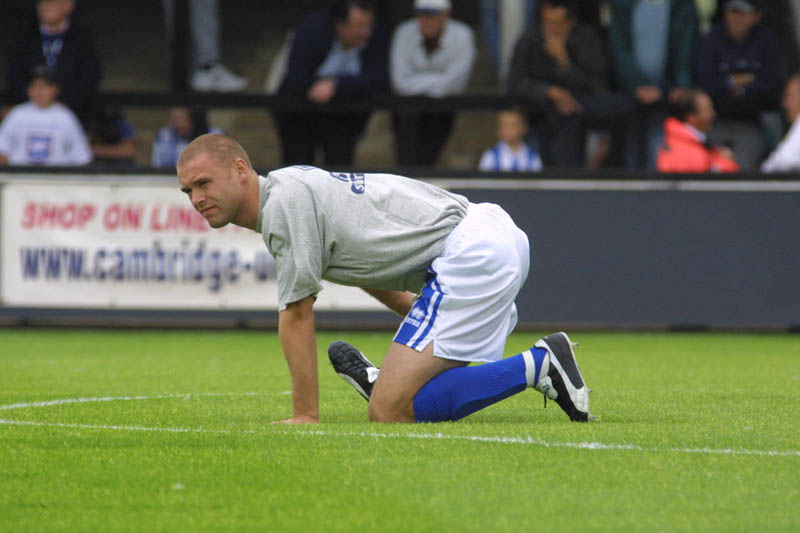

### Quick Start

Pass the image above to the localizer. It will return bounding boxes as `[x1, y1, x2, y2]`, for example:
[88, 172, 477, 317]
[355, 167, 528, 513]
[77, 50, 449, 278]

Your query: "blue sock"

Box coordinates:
[413, 347, 547, 422]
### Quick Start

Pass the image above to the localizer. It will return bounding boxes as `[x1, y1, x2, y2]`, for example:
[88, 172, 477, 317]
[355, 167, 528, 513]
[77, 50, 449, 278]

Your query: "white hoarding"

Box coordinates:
[0, 178, 381, 310]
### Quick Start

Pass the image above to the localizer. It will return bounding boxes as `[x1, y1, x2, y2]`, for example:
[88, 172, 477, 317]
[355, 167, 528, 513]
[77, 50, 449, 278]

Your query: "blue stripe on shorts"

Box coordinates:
[394, 271, 443, 350]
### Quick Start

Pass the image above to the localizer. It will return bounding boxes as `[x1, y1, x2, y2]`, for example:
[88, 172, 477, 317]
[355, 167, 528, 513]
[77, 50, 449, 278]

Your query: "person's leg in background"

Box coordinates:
[322, 112, 371, 166]
[417, 112, 455, 166]
[580, 92, 638, 168]
[162, 0, 248, 91]
[643, 109, 666, 170]
[393, 111, 422, 166]
[275, 113, 317, 166]
[481, 0, 502, 78]
[189, 0, 220, 71]
[543, 107, 585, 167]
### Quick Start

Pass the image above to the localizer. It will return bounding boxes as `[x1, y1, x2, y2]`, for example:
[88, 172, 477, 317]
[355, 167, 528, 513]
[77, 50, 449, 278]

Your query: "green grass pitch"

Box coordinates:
[1, 329, 798, 531]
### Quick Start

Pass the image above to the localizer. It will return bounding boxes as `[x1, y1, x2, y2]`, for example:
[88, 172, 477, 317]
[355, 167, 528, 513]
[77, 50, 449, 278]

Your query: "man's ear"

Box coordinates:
[233, 158, 249, 181]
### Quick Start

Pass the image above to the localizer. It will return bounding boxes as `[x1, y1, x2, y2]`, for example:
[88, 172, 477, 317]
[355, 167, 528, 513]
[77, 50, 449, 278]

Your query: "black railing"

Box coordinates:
[1, 90, 525, 112]
[1, 164, 799, 182]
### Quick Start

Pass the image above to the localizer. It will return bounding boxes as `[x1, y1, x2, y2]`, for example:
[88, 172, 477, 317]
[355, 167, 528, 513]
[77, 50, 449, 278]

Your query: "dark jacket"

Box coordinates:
[696, 23, 784, 117]
[5, 22, 101, 122]
[609, 0, 699, 92]
[278, 11, 389, 99]
[507, 22, 608, 105]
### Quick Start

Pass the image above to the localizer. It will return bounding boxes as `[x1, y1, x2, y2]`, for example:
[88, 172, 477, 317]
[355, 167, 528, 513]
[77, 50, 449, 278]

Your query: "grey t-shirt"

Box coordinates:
[255, 166, 469, 310]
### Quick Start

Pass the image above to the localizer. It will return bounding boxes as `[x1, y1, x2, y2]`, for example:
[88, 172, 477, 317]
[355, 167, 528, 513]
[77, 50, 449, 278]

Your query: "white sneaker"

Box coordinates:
[191, 64, 248, 92]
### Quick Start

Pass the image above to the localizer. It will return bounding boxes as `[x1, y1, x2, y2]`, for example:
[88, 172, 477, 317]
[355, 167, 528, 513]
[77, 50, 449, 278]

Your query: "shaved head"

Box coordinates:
[176, 134, 260, 230]
[178, 133, 253, 172]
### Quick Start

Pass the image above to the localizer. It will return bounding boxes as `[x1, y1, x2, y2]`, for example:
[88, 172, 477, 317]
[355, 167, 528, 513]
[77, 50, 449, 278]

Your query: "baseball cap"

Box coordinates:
[414, 0, 451, 14]
[725, 0, 761, 12]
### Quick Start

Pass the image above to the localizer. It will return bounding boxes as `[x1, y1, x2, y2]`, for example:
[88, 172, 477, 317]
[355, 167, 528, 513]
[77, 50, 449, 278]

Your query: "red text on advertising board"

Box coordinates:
[103, 204, 143, 230]
[149, 204, 209, 232]
[21, 202, 97, 230]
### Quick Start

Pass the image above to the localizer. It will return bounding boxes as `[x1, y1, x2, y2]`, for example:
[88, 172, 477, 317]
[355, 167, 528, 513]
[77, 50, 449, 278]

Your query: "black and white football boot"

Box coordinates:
[328, 341, 380, 401]
[534, 332, 593, 422]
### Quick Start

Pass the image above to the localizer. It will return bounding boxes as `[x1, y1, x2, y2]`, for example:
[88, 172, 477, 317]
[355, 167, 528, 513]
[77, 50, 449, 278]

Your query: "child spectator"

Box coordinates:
[479, 109, 543, 171]
[0, 66, 92, 166]
[151, 107, 223, 168]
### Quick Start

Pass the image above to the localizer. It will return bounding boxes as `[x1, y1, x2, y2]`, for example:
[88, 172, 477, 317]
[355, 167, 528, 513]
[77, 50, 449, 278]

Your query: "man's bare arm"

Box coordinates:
[276, 296, 319, 424]
[362, 288, 415, 316]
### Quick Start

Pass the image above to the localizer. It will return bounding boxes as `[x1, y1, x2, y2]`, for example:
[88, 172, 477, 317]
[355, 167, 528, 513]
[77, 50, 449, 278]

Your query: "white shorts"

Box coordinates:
[393, 202, 530, 363]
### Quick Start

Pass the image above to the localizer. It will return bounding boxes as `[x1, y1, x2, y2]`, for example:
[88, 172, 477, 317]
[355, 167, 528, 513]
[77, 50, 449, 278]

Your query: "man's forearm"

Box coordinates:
[362, 288, 415, 316]
[278, 297, 319, 420]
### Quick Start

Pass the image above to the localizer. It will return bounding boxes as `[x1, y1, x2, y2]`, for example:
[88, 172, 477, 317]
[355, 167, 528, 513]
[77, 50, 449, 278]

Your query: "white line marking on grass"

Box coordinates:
[0, 392, 260, 411]
[1, 394, 798, 458]
[0, 418, 238, 434]
[294, 430, 800, 458]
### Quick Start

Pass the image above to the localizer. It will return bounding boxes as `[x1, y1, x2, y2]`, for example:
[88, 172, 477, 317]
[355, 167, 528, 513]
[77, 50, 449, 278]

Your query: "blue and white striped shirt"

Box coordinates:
[478, 141, 542, 172]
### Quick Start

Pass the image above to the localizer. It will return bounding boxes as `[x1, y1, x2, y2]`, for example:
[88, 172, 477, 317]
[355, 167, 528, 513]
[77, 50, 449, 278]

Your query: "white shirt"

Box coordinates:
[0, 102, 92, 166]
[479, 141, 543, 172]
[390, 18, 475, 97]
[761, 117, 800, 172]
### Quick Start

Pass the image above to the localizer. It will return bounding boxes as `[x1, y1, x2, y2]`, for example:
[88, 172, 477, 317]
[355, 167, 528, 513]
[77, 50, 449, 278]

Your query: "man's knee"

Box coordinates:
[367, 395, 414, 423]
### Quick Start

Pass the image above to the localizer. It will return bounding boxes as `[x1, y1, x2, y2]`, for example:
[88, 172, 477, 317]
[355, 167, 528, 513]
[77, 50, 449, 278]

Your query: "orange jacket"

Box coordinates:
[657, 117, 740, 173]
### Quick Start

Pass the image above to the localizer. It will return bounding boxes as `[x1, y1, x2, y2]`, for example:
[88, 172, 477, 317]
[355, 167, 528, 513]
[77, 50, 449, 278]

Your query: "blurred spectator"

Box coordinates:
[151, 107, 223, 168]
[792, 0, 800, 59]
[759, 1, 800, 76]
[480, 0, 536, 79]
[507, 0, 635, 167]
[657, 89, 739, 172]
[162, 0, 248, 92]
[696, 0, 785, 169]
[0, 67, 92, 166]
[390, 0, 475, 166]
[275, 0, 390, 166]
[576, 1, 605, 26]
[761, 75, 800, 171]
[482, 0, 605, 82]
[705, 1, 800, 73]
[5, 0, 100, 123]
[609, 0, 700, 168]
[87, 105, 138, 167]
[478, 108, 543, 171]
